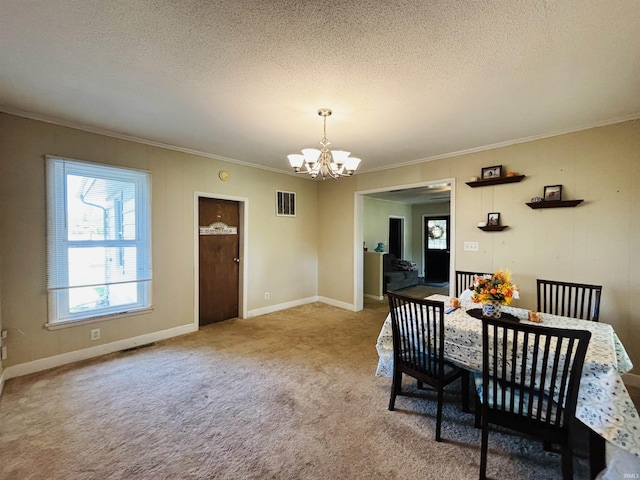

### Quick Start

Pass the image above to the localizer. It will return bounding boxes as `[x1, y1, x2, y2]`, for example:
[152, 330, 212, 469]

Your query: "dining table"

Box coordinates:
[375, 294, 640, 479]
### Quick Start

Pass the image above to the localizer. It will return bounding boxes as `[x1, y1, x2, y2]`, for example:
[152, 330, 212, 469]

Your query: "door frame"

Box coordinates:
[193, 191, 248, 328]
[354, 178, 456, 311]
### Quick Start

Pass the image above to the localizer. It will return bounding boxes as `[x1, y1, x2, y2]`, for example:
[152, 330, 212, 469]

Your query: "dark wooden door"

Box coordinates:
[198, 197, 240, 325]
[424, 215, 450, 282]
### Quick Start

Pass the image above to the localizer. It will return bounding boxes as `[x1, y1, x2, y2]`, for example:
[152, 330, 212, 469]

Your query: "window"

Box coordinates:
[427, 218, 448, 250]
[46, 157, 152, 326]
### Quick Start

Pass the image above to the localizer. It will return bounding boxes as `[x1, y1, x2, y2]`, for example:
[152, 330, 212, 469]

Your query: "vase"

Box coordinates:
[482, 300, 502, 318]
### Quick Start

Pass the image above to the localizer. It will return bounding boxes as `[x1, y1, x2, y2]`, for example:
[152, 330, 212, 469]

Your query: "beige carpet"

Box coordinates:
[1, 301, 592, 479]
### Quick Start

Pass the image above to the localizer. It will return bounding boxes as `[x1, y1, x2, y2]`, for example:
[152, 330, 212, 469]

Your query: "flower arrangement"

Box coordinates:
[470, 269, 519, 306]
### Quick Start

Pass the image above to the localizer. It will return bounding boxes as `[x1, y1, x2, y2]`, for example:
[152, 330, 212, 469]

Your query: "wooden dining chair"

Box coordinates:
[455, 270, 491, 297]
[387, 292, 470, 442]
[476, 317, 591, 480]
[537, 279, 603, 322]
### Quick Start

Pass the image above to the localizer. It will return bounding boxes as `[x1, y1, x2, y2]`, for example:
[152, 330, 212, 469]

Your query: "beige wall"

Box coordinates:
[363, 197, 413, 258]
[0, 254, 3, 383]
[0, 113, 319, 367]
[316, 177, 356, 306]
[318, 119, 640, 372]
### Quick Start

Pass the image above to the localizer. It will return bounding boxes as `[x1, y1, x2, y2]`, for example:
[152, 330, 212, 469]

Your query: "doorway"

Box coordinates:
[198, 197, 241, 326]
[355, 179, 455, 311]
[388, 217, 403, 258]
[424, 215, 450, 282]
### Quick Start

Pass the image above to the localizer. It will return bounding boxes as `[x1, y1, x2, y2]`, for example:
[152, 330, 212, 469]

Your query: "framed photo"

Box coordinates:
[481, 165, 502, 179]
[543, 185, 562, 201]
[487, 212, 500, 226]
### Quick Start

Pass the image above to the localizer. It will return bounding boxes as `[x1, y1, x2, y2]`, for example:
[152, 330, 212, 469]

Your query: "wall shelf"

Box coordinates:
[526, 199, 583, 209]
[466, 175, 525, 188]
[478, 225, 508, 232]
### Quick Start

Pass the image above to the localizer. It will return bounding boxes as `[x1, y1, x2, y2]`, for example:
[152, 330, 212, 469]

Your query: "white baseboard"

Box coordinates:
[3, 324, 197, 381]
[623, 373, 640, 388]
[248, 296, 319, 317]
[364, 293, 384, 301]
[248, 296, 357, 317]
[317, 296, 357, 312]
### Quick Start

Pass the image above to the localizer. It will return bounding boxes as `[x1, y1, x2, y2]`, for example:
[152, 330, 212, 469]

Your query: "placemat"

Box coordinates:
[466, 308, 521, 323]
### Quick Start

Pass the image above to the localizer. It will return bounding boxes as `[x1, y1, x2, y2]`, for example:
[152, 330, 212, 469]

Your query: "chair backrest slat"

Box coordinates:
[455, 270, 491, 297]
[537, 279, 602, 322]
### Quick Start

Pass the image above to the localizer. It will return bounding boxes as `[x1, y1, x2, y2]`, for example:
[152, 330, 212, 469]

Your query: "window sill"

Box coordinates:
[45, 306, 154, 330]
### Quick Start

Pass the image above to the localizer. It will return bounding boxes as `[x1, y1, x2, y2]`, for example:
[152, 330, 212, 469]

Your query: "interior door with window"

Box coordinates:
[424, 216, 450, 282]
[198, 197, 240, 326]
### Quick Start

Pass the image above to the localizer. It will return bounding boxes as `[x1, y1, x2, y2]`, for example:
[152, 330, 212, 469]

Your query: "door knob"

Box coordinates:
[233, 257, 240, 263]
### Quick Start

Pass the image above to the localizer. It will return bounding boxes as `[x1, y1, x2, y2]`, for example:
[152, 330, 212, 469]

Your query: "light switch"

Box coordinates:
[464, 241, 479, 252]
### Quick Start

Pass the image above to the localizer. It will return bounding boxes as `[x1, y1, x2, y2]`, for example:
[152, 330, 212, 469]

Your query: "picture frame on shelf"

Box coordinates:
[487, 212, 500, 226]
[481, 165, 502, 179]
[543, 185, 563, 201]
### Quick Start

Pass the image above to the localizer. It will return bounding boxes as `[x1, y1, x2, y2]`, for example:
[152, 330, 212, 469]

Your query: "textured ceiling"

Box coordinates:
[1, 0, 639, 176]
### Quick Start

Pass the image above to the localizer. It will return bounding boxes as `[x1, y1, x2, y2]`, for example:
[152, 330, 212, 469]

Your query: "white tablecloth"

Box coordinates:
[375, 294, 640, 465]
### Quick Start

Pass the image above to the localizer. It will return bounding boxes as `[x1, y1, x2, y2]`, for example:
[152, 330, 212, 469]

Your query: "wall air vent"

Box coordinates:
[276, 190, 296, 217]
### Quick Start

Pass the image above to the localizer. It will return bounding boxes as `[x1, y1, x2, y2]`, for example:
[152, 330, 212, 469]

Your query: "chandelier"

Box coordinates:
[287, 108, 361, 180]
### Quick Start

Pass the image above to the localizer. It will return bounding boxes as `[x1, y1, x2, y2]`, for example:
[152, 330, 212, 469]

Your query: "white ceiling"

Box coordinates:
[1, 1, 639, 176]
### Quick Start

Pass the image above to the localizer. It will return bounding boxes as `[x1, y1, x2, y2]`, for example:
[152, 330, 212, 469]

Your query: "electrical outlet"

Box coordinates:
[463, 241, 479, 252]
[0, 329, 7, 339]
[264, 292, 270, 300]
[90, 328, 101, 341]
[1, 346, 7, 360]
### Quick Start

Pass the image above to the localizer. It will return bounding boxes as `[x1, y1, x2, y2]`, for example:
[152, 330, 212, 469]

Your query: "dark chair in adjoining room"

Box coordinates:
[476, 317, 591, 480]
[387, 292, 470, 441]
[455, 270, 491, 297]
[537, 279, 602, 322]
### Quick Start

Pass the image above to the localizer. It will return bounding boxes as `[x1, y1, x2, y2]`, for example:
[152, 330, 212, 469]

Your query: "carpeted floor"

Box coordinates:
[0, 301, 606, 479]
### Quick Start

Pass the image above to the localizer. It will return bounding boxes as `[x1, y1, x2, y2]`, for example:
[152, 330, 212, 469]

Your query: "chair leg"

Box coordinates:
[479, 418, 489, 480]
[461, 370, 470, 413]
[544, 440, 560, 453]
[474, 390, 481, 428]
[560, 444, 573, 480]
[588, 428, 606, 480]
[435, 387, 444, 442]
[388, 370, 402, 411]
